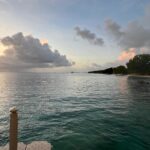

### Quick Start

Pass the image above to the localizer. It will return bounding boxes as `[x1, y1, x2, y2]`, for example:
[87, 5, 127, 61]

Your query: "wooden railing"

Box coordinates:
[9, 107, 18, 150]
[0, 107, 52, 150]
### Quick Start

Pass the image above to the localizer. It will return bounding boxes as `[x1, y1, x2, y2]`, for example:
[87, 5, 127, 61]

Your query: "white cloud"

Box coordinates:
[118, 48, 136, 61]
[0, 32, 74, 71]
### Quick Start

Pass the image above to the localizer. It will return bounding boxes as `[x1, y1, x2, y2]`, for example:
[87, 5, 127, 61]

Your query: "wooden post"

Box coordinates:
[9, 107, 18, 150]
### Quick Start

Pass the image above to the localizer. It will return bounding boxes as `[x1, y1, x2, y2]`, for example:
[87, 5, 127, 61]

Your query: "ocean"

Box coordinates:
[0, 72, 150, 150]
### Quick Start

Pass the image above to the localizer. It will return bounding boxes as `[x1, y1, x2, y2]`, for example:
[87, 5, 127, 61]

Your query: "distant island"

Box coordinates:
[88, 54, 150, 75]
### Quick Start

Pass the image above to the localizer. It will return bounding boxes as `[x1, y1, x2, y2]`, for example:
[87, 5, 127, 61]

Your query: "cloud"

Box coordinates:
[74, 26, 104, 46]
[40, 39, 49, 45]
[105, 19, 150, 51]
[91, 63, 102, 68]
[105, 19, 123, 40]
[104, 4, 150, 67]
[0, 32, 74, 71]
[118, 48, 136, 61]
[102, 47, 149, 69]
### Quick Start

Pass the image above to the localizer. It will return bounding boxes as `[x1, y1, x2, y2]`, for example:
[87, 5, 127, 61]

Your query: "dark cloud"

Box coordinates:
[74, 26, 104, 46]
[0, 32, 74, 71]
[119, 22, 150, 49]
[105, 19, 123, 40]
[105, 19, 150, 52]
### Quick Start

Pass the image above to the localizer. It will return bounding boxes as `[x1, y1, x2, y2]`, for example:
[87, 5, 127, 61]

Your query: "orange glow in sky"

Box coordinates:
[118, 48, 136, 61]
[40, 39, 49, 45]
[0, 43, 6, 56]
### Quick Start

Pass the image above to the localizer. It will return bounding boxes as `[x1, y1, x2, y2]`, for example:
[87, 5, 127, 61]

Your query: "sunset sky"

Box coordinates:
[0, 0, 150, 72]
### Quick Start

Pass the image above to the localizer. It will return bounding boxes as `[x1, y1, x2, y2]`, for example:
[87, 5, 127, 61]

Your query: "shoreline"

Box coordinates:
[128, 74, 150, 77]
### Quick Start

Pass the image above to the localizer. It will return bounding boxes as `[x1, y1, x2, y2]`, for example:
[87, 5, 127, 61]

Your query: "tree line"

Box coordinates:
[114, 54, 150, 75]
[89, 54, 150, 75]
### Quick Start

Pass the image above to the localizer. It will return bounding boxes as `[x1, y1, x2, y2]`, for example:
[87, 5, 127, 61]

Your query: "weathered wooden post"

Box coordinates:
[9, 107, 18, 150]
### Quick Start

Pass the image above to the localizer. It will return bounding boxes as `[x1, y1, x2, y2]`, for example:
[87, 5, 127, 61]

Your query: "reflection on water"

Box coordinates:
[0, 73, 150, 150]
[118, 76, 128, 95]
[127, 75, 150, 93]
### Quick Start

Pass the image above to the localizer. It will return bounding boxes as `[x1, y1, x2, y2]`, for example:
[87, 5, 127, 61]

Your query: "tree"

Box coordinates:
[113, 66, 128, 74]
[126, 54, 150, 75]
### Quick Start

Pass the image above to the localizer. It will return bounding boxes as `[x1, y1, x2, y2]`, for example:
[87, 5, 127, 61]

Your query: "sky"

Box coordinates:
[0, 0, 150, 72]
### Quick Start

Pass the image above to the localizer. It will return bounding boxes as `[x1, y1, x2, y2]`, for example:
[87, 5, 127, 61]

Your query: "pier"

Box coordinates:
[0, 108, 52, 150]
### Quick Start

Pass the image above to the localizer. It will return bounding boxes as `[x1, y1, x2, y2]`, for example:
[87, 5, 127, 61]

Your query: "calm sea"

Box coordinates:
[0, 72, 150, 150]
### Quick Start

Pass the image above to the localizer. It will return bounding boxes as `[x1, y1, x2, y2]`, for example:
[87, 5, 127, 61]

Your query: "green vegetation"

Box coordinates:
[113, 66, 128, 74]
[126, 54, 150, 75]
[88, 54, 150, 75]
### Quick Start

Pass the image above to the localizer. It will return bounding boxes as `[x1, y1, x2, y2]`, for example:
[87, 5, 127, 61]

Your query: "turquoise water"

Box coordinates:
[0, 73, 150, 150]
